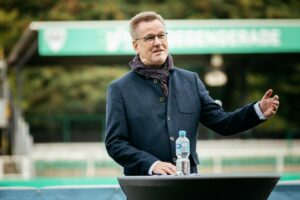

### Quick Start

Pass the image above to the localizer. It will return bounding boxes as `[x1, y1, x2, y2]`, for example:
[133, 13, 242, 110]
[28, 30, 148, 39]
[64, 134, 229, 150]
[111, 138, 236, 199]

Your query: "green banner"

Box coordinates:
[38, 20, 300, 55]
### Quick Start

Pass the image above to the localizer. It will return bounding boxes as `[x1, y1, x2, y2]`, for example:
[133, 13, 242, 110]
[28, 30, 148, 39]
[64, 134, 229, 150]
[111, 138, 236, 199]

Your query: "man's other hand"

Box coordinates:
[259, 89, 280, 118]
[152, 161, 176, 175]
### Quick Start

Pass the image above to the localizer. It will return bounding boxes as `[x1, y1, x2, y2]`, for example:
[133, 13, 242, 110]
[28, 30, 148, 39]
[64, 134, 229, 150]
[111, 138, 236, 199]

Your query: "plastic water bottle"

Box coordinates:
[175, 130, 190, 176]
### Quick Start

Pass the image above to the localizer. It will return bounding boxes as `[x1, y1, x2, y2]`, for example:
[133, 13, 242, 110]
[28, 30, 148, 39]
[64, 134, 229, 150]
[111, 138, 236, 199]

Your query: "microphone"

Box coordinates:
[141, 57, 148, 64]
[214, 99, 222, 107]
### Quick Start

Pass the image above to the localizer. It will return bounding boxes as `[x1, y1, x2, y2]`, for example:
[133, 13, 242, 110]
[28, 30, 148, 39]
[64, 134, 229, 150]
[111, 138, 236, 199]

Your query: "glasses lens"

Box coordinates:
[143, 33, 167, 43]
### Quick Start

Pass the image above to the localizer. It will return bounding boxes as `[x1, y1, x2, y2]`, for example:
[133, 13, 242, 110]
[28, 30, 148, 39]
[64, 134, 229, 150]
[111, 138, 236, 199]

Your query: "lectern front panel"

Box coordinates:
[118, 174, 280, 200]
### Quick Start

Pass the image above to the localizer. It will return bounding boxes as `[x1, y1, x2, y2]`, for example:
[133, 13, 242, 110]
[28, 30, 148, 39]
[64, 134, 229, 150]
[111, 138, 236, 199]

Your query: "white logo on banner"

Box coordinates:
[106, 28, 124, 52]
[105, 27, 132, 52]
[44, 28, 67, 52]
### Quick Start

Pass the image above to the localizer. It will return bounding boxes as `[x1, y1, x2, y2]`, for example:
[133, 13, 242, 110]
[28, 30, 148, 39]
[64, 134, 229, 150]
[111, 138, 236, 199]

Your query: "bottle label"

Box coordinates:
[176, 143, 182, 154]
[181, 142, 189, 153]
[176, 141, 190, 155]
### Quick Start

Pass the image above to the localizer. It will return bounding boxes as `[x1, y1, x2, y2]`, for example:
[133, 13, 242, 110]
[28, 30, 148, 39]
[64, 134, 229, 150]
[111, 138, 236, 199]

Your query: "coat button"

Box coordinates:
[159, 97, 164, 102]
[170, 136, 174, 141]
[167, 116, 170, 121]
[154, 79, 158, 84]
[173, 157, 177, 162]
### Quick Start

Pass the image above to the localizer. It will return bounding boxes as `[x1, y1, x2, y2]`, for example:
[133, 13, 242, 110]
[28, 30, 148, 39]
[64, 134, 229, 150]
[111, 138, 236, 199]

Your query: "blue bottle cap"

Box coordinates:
[179, 130, 186, 137]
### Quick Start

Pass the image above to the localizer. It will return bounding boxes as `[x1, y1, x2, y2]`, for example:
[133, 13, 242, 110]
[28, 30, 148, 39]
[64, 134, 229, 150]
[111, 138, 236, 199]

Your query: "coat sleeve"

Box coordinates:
[105, 83, 158, 175]
[194, 73, 263, 136]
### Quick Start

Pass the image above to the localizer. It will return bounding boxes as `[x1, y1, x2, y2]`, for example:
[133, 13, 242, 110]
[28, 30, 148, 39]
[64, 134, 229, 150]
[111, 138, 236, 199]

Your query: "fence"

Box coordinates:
[12, 110, 33, 156]
[27, 114, 106, 142]
[0, 140, 299, 179]
[0, 108, 33, 179]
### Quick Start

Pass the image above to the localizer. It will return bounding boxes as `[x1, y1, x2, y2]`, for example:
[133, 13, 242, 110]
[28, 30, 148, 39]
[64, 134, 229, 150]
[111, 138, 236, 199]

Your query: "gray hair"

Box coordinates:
[129, 11, 165, 40]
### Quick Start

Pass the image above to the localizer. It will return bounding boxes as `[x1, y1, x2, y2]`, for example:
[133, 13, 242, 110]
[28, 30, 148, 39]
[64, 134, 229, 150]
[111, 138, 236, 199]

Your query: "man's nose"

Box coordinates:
[153, 36, 162, 46]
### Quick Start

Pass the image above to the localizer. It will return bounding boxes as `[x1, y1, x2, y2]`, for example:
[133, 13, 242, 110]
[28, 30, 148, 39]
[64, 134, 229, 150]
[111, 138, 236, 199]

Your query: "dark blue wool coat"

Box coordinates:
[105, 67, 262, 175]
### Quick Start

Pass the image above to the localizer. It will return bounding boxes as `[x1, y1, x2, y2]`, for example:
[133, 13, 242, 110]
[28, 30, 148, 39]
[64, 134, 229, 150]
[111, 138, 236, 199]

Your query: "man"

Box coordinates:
[105, 11, 279, 176]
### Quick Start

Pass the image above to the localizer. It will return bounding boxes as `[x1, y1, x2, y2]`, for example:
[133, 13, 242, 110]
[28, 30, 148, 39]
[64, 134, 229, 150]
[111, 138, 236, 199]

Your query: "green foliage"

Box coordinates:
[1, 0, 300, 53]
[2, 0, 300, 139]
[10, 66, 129, 114]
[246, 57, 300, 135]
[0, 8, 26, 52]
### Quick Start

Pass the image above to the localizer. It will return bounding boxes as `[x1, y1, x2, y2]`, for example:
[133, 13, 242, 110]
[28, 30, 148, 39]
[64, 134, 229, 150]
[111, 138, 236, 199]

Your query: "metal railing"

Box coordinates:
[12, 109, 33, 156]
[0, 140, 299, 179]
[26, 114, 106, 142]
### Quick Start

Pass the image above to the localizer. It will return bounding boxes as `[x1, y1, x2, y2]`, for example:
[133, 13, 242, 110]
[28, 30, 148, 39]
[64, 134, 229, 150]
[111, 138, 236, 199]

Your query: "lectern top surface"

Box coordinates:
[118, 173, 280, 179]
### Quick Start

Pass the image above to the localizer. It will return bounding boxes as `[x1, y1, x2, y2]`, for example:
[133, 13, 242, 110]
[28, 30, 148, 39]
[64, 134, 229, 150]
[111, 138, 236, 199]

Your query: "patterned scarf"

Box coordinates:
[129, 54, 174, 96]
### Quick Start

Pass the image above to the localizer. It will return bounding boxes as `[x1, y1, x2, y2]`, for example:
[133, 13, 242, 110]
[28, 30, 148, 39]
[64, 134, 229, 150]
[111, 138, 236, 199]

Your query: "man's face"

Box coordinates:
[133, 19, 169, 67]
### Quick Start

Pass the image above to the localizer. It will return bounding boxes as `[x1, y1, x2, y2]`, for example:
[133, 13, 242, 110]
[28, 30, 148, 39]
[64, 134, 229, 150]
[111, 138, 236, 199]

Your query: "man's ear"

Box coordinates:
[132, 41, 139, 54]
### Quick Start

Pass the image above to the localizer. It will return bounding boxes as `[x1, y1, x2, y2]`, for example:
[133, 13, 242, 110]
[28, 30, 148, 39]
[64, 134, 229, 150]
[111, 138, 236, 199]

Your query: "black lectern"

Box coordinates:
[118, 174, 280, 200]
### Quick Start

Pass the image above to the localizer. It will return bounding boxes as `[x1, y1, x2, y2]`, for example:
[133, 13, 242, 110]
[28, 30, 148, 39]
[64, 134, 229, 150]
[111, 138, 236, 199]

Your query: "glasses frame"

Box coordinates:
[135, 32, 168, 43]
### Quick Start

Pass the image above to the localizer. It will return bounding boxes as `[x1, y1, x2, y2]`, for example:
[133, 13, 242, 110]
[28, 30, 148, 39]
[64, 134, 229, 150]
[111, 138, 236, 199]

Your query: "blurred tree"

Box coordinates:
[2, 0, 300, 53]
[9, 66, 129, 114]
[246, 54, 300, 137]
[1, 0, 299, 140]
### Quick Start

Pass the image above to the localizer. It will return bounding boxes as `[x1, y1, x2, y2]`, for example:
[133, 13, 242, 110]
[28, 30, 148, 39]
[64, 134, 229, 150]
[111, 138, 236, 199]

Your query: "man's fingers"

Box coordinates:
[260, 90, 279, 118]
[161, 166, 176, 175]
[153, 162, 176, 175]
[154, 169, 166, 175]
[164, 163, 176, 171]
[273, 95, 279, 101]
[168, 165, 177, 174]
[273, 100, 279, 106]
[169, 165, 176, 173]
[161, 163, 176, 174]
[272, 97, 279, 112]
[262, 89, 273, 100]
[158, 170, 167, 175]
[155, 167, 174, 175]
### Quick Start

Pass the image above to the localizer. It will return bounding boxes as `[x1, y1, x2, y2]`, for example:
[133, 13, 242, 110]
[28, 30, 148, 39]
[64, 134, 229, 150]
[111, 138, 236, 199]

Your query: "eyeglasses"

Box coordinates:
[135, 32, 168, 43]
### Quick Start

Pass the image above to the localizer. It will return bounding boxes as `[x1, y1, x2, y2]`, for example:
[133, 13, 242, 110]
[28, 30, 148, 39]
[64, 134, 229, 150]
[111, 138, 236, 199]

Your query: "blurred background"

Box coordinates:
[0, 0, 299, 187]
